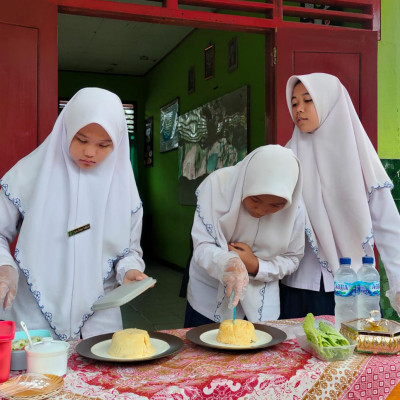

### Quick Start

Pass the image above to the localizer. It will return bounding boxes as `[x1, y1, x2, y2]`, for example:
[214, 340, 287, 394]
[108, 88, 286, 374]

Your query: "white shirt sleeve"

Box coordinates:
[370, 188, 400, 292]
[191, 212, 240, 282]
[255, 202, 305, 282]
[115, 206, 146, 284]
[0, 190, 20, 270]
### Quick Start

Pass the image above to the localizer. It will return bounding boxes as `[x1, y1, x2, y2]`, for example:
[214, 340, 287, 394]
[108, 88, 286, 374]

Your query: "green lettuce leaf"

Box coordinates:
[302, 313, 351, 360]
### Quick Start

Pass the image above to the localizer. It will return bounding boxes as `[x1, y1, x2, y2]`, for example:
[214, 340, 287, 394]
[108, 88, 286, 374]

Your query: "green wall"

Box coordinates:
[142, 30, 265, 267]
[377, 0, 400, 159]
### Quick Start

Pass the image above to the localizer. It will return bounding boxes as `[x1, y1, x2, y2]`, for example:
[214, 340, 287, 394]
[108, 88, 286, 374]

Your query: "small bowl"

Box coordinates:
[296, 332, 356, 361]
[25, 337, 70, 376]
[11, 329, 52, 371]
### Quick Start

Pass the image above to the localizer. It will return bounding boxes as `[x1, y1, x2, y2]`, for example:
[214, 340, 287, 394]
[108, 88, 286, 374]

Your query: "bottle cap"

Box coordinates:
[362, 256, 374, 264]
[339, 257, 351, 265]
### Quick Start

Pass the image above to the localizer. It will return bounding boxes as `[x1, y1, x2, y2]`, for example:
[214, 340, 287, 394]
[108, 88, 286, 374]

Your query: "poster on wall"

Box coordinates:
[177, 86, 249, 205]
[160, 98, 179, 152]
[144, 116, 153, 167]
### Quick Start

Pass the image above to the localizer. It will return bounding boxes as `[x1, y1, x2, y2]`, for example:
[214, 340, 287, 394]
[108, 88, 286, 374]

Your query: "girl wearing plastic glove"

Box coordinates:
[0, 88, 147, 340]
[280, 73, 400, 318]
[184, 145, 305, 327]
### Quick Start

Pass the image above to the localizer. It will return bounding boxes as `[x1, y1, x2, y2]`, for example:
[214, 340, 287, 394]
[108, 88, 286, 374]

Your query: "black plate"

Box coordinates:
[76, 331, 184, 363]
[185, 323, 287, 350]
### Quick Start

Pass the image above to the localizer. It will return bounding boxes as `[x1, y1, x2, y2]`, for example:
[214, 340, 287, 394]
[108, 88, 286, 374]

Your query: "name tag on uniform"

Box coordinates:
[68, 224, 90, 237]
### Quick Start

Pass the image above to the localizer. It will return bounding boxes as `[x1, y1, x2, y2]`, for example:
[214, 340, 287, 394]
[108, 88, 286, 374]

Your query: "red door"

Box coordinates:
[0, 0, 58, 177]
[268, 27, 378, 148]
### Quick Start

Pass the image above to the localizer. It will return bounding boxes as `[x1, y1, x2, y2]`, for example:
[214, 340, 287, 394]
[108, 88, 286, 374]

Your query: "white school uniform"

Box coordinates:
[283, 73, 400, 295]
[0, 88, 145, 340]
[187, 145, 305, 322]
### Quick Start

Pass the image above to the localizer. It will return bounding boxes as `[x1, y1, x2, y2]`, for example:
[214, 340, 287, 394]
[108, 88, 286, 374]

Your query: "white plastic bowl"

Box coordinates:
[25, 337, 70, 376]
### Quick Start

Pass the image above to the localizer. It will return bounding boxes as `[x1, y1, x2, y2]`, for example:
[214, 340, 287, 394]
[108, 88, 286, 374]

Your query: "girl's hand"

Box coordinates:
[123, 269, 148, 284]
[222, 258, 249, 307]
[0, 265, 18, 311]
[228, 242, 259, 276]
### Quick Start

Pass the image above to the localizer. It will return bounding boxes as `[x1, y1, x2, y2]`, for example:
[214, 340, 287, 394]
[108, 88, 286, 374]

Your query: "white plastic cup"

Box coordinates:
[25, 337, 70, 376]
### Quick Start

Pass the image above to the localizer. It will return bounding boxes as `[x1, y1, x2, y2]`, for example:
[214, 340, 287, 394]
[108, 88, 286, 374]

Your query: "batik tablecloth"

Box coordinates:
[4, 316, 400, 400]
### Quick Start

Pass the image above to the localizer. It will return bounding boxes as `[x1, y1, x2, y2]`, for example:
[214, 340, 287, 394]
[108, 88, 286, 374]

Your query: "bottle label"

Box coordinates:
[358, 281, 380, 297]
[334, 281, 357, 297]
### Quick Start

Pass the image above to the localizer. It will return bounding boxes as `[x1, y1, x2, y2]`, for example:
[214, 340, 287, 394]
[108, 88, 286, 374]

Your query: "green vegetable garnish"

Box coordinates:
[11, 336, 43, 351]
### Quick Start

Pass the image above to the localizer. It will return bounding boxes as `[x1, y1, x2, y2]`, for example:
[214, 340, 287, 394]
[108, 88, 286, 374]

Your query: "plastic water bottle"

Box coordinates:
[334, 257, 357, 330]
[357, 256, 381, 319]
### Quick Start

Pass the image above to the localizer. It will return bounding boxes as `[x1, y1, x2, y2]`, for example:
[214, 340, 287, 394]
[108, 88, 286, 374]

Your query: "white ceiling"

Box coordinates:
[57, 1, 206, 76]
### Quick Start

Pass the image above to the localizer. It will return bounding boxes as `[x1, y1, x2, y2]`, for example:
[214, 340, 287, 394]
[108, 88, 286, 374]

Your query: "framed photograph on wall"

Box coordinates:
[144, 116, 153, 167]
[228, 37, 238, 72]
[160, 98, 179, 153]
[177, 86, 249, 205]
[188, 66, 195, 94]
[204, 44, 215, 80]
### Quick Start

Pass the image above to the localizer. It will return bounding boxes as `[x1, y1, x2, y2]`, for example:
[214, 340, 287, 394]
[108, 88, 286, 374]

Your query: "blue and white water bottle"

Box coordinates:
[334, 257, 358, 330]
[357, 256, 381, 319]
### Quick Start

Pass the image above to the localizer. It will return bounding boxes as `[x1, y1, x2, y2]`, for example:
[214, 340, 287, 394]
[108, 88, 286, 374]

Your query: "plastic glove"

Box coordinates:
[221, 257, 249, 308]
[0, 265, 18, 311]
[386, 289, 400, 316]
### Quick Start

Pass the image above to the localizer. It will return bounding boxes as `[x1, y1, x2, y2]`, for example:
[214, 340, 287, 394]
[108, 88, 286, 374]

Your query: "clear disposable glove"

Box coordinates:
[0, 265, 18, 311]
[221, 257, 249, 308]
[386, 289, 400, 316]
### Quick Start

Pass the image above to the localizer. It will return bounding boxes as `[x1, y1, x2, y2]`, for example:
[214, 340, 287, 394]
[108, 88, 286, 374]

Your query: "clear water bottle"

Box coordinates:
[357, 256, 381, 319]
[334, 257, 357, 330]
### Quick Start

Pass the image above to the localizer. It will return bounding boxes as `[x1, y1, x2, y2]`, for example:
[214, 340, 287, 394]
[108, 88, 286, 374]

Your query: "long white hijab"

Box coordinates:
[0, 88, 141, 339]
[286, 73, 392, 274]
[195, 145, 302, 321]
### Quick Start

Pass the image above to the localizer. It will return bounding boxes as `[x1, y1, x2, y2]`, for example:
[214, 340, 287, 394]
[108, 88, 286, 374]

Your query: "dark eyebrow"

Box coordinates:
[76, 132, 112, 143]
[292, 91, 310, 100]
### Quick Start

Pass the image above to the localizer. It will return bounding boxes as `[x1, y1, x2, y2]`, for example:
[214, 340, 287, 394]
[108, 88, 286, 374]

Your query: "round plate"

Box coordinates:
[186, 323, 287, 350]
[0, 374, 63, 400]
[75, 331, 184, 362]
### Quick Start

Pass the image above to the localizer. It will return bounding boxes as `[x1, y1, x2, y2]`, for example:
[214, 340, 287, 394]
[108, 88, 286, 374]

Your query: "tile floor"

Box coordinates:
[121, 259, 187, 331]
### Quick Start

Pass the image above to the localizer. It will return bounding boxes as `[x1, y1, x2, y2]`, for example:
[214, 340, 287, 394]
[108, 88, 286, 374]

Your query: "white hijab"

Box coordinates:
[0, 88, 141, 340]
[286, 73, 392, 274]
[195, 145, 302, 321]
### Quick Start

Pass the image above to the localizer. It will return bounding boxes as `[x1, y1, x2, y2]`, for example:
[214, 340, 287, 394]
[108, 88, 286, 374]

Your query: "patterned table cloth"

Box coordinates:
[4, 317, 400, 400]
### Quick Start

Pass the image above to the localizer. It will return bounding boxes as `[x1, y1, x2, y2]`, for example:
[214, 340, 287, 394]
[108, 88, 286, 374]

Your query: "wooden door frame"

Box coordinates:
[271, 26, 378, 147]
[54, 0, 380, 148]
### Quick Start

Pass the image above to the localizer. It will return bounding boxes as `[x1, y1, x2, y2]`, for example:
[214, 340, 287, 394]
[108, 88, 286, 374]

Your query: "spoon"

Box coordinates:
[230, 290, 236, 325]
[20, 321, 33, 349]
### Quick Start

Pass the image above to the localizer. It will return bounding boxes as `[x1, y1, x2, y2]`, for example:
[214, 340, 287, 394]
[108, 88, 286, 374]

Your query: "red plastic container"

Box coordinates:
[0, 320, 16, 383]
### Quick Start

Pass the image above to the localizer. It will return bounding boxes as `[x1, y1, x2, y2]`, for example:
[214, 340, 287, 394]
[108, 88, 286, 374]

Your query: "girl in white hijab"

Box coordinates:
[281, 72, 400, 318]
[185, 145, 305, 326]
[0, 87, 147, 340]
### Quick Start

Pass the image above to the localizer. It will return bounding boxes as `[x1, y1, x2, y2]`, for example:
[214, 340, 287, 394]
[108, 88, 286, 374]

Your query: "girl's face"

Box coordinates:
[69, 123, 114, 169]
[291, 82, 319, 133]
[243, 194, 287, 218]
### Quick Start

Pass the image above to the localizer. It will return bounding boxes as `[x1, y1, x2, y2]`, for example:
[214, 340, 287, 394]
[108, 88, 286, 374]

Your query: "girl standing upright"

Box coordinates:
[0, 88, 147, 340]
[281, 73, 400, 318]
